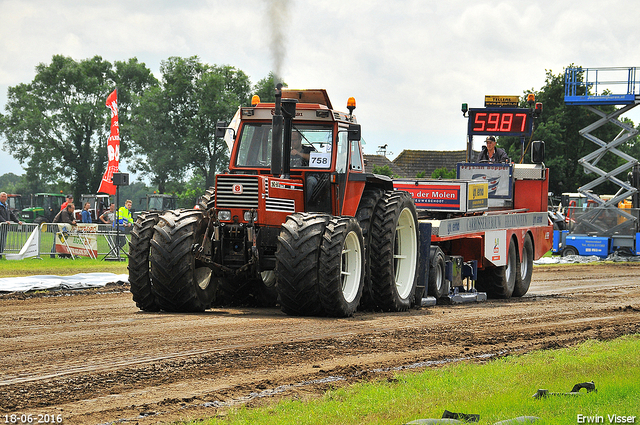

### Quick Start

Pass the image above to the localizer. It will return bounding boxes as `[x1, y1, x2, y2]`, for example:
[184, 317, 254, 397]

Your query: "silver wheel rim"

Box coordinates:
[521, 241, 529, 280]
[394, 207, 417, 299]
[341, 230, 362, 303]
[195, 267, 212, 290]
[505, 242, 514, 282]
[435, 261, 444, 292]
[261, 270, 276, 288]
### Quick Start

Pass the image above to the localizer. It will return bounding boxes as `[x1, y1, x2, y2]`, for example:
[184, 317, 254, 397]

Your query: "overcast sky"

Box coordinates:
[2, 0, 640, 179]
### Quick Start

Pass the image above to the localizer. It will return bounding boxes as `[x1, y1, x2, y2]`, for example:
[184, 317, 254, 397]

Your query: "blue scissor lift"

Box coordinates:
[555, 67, 640, 257]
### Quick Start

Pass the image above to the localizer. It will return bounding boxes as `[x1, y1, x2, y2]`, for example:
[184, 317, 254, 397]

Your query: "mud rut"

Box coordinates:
[1, 263, 639, 425]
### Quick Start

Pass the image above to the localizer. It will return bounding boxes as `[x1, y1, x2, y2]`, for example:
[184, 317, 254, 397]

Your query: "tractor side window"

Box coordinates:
[236, 124, 272, 167]
[336, 131, 348, 174]
[350, 140, 363, 171]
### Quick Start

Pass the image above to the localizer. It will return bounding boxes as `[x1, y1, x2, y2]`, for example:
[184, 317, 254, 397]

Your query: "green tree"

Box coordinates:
[253, 72, 287, 102]
[373, 164, 398, 178]
[499, 67, 633, 196]
[431, 167, 456, 179]
[129, 57, 252, 191]
[0, 55, 156, 201]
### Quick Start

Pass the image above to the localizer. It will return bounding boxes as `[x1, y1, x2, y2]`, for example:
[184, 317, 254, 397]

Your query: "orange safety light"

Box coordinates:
[347, 97, 356, 114]
[527, 93, 535, 106]
[251, 95, 260, 106]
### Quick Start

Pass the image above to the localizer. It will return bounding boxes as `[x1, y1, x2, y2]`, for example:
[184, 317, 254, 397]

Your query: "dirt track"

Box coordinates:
[1, 263, 639, 425]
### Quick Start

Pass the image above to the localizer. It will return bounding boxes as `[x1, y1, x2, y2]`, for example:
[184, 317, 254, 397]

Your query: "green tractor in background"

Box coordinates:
[21, 193, 66, 224]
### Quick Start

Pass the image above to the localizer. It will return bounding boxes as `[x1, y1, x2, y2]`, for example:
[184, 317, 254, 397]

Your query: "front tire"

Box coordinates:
[318, 217, 365, 317]
[149, 209, 216, 312]
[369, 191, 419, 311]
[128, 212, 160, 311]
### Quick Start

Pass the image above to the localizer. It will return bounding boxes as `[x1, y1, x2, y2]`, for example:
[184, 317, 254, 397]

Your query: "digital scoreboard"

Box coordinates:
[467, 108, 533, 137]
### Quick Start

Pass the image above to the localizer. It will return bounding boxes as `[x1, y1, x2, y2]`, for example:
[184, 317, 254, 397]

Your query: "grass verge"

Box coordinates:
[194, 335, 640, 425]
[0, 256, 128, 277]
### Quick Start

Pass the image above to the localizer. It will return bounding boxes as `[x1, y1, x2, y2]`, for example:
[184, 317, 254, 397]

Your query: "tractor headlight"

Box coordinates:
[217, 210, 231, 221]
[243, 211, 257, 222]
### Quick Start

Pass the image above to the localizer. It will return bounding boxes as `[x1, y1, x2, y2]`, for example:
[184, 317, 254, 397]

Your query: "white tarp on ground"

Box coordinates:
[0, 273, 129, 293]
[535, 252, 640, 265]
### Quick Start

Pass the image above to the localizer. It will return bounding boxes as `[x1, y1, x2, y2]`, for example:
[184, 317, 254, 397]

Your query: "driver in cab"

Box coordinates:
[477, 136, 510, 163]
[291, 131, 313, 167]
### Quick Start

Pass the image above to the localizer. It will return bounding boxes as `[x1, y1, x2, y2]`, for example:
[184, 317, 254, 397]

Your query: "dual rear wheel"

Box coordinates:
[274, 190, 420, 317]
[475, 233, 534, 299]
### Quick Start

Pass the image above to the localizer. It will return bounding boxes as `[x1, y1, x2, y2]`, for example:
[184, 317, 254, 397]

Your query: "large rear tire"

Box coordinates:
[476, 237, 517, 299]
[354, 188, 384, 310]
[128, 212, 160, 311]
[369, 191, 419, 311]
[149, 209, 216, 312]
[318, 217, 365, 317]
[512, 234, 533, 297]
[275, 213, 329, 316]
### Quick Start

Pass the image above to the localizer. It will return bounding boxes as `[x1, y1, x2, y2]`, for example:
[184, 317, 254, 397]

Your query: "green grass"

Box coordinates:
[195, 335, 640, 425]
[1, 227, 129, 276]
[0, 256, 128, 277]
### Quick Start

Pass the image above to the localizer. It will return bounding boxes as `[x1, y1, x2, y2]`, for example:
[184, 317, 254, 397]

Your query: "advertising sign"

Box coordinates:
[457, 163, 513, 199]
[54, 223, 98, 258]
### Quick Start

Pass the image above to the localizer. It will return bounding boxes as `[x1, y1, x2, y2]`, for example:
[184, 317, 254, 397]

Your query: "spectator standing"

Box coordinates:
[51, 203, 76, 258]
[0, 192, 23, 259]
[81, 202, 92, 223]
[116, 200, 134, 229]
[60, 194, 74, 211]
[100, 204, 116, 225]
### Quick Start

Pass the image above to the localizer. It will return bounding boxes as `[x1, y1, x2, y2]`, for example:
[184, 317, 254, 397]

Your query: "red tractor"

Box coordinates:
[128, 86, 420, 316]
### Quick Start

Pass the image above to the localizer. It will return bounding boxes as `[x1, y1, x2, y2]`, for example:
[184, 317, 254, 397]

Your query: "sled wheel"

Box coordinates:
[476, 237, 517, 299]
[428, 247, 448, 299]
[513, 234, 533, 297]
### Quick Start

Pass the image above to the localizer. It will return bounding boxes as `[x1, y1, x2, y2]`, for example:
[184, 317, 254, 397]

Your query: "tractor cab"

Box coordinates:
[216, 87, 368, 227]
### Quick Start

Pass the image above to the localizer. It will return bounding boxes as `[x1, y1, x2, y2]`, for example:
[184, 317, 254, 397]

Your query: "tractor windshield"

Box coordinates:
[235, 123, 334, 169]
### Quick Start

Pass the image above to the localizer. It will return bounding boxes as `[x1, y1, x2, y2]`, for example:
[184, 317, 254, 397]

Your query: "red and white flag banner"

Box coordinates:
[98, 89, 120, 195]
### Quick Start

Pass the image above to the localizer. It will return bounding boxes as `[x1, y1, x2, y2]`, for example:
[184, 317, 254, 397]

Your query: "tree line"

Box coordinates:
[499, 68, 640, 197]
[2, 58, 639, 205]
[0, 54, 279, 206]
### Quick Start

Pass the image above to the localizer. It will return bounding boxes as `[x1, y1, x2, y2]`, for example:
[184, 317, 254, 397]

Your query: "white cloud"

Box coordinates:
[2, 0, 640, 173]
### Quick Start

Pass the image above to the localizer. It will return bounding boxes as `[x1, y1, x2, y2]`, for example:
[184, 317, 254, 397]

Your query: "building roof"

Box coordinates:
[365, 150, 483, 178]
[392, 149, 479, 178]
[363, 154, 407, 177]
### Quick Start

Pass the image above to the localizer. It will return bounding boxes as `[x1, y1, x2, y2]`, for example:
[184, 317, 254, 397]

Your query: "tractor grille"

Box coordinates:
[216, 175, 260, 208]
